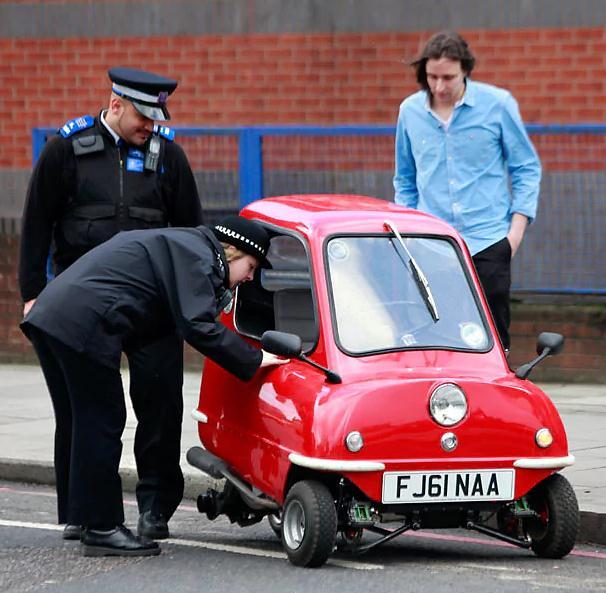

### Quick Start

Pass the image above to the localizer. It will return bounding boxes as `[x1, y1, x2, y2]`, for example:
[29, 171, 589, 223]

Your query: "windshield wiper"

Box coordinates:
[383, 220, 439, 323]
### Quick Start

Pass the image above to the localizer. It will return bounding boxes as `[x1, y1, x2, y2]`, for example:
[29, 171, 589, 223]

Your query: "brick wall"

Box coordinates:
[508, 303, 606, 383]
[0, 230, 31, 363]
[3, 27, 606, 170]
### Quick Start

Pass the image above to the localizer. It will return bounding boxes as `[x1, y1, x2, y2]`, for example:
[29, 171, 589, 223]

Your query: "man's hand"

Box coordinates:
[260, 350, 290, 368]
[23, 299, 36, 317]
[506, 213, 529, 258]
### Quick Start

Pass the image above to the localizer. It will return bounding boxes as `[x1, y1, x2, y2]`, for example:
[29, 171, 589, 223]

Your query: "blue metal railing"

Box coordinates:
[32, 124, 606, 294]
[33, 124, 395, 206]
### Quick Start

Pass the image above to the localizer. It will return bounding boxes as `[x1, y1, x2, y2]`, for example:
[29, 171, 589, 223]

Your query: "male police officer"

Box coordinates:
[19, 67, 203, 541]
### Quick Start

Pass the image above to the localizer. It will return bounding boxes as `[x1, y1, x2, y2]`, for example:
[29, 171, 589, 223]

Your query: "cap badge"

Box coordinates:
[158, 91, 168, 104]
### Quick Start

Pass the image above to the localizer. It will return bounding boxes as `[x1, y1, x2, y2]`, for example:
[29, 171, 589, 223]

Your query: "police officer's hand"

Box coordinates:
[23, 299, 36, 317]
[260, 350, 290, 368]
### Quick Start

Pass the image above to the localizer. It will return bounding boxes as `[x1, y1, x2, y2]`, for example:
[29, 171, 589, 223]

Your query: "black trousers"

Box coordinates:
[472, 237, 512, 351]
[28, 327, 185, 526]
[127, 335, 184, 520]
[28, 327, 127, 527]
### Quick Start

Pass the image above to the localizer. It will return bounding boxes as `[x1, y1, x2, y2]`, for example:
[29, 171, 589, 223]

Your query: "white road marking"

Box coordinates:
[460, 562, 537, 573]
[0, 518, 62, 531]
[165, 537, 384, 570]
[0, 518, 383, 571]
[165, 537, 286, 559]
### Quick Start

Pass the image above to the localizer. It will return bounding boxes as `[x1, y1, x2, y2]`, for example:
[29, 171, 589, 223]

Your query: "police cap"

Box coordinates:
[108, 67, 177, 121]
[213, 216, 271, 267]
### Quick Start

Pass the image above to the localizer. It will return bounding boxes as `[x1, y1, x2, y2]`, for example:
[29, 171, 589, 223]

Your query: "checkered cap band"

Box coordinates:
[212, 216, 272, 268]
[214, 225, 267, 258]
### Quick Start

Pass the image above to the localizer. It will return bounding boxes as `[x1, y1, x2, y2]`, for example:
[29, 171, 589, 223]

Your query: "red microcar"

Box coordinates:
[187, 195, 579, 568]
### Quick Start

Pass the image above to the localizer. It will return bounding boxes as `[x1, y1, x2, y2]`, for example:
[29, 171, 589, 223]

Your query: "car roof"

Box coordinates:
[242, 194, 462, 241]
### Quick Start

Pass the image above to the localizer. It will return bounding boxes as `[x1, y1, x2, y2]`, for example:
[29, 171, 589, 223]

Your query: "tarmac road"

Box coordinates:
[1, 481, 606, 593]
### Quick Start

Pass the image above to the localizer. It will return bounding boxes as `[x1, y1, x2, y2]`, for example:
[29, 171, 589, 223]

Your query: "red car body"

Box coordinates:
[191, 195, 576, 565]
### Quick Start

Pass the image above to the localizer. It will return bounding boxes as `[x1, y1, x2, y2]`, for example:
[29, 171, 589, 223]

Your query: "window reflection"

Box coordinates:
[327, 236, 490, 354]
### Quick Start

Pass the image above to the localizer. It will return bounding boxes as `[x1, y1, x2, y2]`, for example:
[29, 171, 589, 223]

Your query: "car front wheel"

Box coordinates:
[524, 473, 579, 558]
[281, 480, 337, 567]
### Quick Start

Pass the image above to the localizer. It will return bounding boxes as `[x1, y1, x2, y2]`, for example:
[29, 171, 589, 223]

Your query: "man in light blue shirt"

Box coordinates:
[393, 31, 541, 350]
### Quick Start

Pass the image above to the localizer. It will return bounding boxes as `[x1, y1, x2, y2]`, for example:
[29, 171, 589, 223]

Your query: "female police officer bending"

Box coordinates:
[21, 216, 286, 557]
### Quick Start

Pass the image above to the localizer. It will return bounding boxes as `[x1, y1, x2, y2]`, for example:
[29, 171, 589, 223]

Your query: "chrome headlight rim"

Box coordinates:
[429, 383, 468, 427]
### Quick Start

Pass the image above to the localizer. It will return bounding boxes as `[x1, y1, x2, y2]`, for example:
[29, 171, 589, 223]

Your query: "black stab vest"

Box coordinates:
[55, 126, 168, 271]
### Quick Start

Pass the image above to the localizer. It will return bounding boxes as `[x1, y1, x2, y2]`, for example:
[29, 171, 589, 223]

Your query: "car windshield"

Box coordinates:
[326, 235, 491, 354]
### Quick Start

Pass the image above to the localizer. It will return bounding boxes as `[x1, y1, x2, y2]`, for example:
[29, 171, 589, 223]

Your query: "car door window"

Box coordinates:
[234, 233, 318, 352]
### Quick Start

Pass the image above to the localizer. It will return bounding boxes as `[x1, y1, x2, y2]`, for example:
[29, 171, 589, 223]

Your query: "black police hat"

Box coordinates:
[108, 67, 177, 121]
[213, 216, 271, 266]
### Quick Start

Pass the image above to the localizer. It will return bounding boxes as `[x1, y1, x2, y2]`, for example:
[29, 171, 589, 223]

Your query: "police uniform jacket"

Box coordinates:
[19, 113, 203, 302]
[21, 226, 262, 382]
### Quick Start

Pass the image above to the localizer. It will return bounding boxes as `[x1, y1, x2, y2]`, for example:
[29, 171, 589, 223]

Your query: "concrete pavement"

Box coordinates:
[1, 364, 604, 545]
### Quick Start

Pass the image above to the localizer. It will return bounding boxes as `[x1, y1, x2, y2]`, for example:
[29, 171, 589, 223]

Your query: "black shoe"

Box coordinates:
[81, 524, 160, 557]
[62, 524, 82, 541]
[137, 511, 169, 540]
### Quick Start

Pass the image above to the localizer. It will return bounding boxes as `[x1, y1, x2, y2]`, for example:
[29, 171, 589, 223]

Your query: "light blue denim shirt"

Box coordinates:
[393, 80, 541, 255]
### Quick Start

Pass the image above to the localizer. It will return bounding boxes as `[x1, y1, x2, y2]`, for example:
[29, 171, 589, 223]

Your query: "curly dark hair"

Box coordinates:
[411, 31, 475, 90]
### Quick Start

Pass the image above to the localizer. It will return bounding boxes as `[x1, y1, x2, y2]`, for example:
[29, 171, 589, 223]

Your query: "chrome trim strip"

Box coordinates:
[288, 452, 385, 472]
[191, 409, 208, 424]
[513, 455, 575, 469]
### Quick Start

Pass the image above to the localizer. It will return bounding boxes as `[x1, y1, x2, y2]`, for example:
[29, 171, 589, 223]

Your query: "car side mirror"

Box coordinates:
[261, 330, 303, 358]
[536, 332, 564, 356]
[515, 332, 564, 380]
[260, 330, 342, 384]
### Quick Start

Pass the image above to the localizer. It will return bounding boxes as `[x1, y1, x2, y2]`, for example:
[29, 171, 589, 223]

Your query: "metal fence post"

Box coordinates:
[32, 128, 50, 163]
[31, 128, 55, 279]
[238, 128, 263, 208]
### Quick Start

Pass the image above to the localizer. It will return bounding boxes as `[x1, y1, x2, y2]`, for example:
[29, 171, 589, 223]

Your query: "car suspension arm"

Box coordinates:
[351, 523, 412, 554]
[466, 521, 532, 549]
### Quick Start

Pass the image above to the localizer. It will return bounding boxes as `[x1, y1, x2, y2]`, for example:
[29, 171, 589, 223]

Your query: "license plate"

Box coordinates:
[382, 469, 515, 503]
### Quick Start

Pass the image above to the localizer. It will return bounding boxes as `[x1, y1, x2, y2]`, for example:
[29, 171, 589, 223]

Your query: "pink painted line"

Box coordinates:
[569, 549, 606, 559]
[403, 529, 512, 548]
[401, 530, 606, 559]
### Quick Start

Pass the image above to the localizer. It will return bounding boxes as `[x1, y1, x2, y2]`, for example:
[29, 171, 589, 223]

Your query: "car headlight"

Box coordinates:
[429, 383, 467, 426]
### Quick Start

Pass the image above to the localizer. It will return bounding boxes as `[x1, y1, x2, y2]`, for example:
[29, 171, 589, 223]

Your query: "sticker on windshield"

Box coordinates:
[459, 322, 487, 349]
[401, 333, 417, 346]
[328, 240, 350, 261]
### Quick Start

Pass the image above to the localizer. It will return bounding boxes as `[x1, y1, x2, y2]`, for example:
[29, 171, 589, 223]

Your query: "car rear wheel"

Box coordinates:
[281, 480, 337, 567]
[524, 473, 579, 558]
